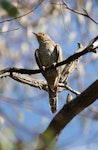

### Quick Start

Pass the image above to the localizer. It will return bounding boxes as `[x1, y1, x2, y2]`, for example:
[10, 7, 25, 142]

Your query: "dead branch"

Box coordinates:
[0, 36, 98, 94]
[0, 36, 97, 77]
[36, 79, 98, 150]
[62, 0, 98, 24]
[0, 69, 77, 94]
[56, 36, 97, 68]
[10, 73, 48, 91]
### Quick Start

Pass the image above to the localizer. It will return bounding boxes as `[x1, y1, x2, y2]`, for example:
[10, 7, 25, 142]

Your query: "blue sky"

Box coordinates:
[0, 0, 98, 149]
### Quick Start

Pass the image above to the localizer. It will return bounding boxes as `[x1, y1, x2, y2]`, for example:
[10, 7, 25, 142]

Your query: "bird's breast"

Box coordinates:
[39, 45, 56, 67]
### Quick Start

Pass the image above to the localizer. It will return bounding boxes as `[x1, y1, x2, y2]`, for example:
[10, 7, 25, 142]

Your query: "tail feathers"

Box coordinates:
[48, 86, 58, 113]
[49, 97, 58, 113]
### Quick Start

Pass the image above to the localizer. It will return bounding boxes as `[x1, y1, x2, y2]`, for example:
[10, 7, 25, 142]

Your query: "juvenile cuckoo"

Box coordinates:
[34, 32, 63, 113]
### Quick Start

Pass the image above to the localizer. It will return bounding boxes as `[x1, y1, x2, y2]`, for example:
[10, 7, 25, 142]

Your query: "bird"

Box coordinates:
[34, 32, 63, 113]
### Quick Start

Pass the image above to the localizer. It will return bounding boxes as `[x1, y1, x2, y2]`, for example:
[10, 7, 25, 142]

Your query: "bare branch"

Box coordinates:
[58, 83, 80, 95]
[36, 79, 98, 150]
[51, 1, 98, 24]
[0, 0, 45, 24]
[10, 73, 48, 91]
[62, 0, 98, 24]
[56, 36, 98, 68]
[59, 58, 79, 84]
[64, 84, 80, 95]
[0, 28, 19, 33]
[0, 36, 97, 93]
[0, 67, 40, 78]
[0, 68, 79, 94]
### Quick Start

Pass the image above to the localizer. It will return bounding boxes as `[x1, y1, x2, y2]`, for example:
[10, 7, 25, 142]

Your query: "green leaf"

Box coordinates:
[0, 0, 18, 16]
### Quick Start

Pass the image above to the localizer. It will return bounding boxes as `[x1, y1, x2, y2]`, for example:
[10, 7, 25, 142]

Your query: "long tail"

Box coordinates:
[48, 86, 58, 113]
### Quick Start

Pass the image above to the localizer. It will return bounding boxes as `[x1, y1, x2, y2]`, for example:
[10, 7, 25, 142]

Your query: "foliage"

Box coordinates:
[0, 0, 18, 16]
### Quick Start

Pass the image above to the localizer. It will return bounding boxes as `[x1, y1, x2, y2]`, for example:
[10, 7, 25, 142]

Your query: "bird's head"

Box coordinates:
[33, 32, 51, 44]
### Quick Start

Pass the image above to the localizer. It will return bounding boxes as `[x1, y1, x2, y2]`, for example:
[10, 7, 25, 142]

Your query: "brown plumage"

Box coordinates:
[34, 32, 63, 113]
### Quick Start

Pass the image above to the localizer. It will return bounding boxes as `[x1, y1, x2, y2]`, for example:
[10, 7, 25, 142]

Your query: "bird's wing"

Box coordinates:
[53, 44, 63, 76]
[35, 49, 46, 78]
[54, 44, 63, 63]
[35, 49, 43, 70]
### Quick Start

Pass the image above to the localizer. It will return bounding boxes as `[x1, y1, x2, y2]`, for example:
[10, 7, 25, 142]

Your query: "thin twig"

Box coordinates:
[62, 0, 98, 24]
[56, 36, 98, 68]
[0, 28, 19, 33]
[65, 84, 80, 95]
[58, 83, 80, 95]
[0, 0, 44, 24]
[51, 1, 98, 24]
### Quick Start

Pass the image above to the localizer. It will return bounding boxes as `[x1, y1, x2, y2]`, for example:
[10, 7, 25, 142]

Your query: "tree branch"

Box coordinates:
[0, 36, 97, 77]
[10, 73, 48, 91]
[0, 28, 19, 33]
[0, 67, 40, 78]
[56, 35, 97, 68]
[0, 0, 45, 24]
[62, 0, 98, 24]
[36, 79, 98, 150]
[0, 36, 97, 94]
